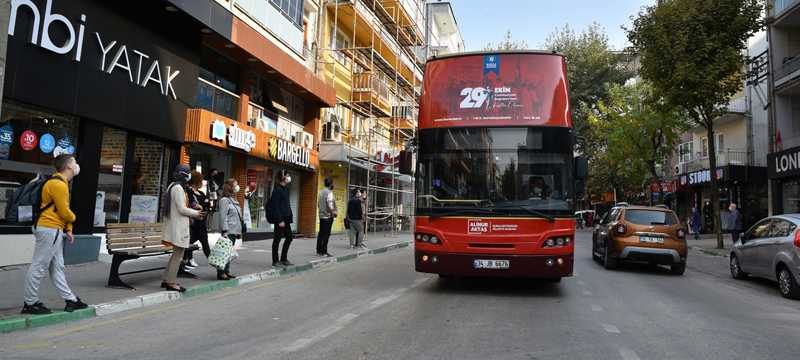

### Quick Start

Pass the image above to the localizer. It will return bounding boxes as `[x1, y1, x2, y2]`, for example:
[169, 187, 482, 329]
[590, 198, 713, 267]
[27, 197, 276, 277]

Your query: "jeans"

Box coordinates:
[348, 220, 364, 247]
[317, 218, 334, 255]
[24, 227, 77, 305]
[185, 221, 210, 261]
[273, 225, 293, 263]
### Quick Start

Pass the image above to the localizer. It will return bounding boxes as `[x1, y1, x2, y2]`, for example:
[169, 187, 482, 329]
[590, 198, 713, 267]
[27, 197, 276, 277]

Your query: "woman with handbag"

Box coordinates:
[214, 178, 244, 280]
[162, 165, 204, 292]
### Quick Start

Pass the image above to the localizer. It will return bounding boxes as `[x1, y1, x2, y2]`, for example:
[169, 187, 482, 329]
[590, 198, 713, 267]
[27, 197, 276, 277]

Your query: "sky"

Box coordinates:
[450, 0, 655, 51]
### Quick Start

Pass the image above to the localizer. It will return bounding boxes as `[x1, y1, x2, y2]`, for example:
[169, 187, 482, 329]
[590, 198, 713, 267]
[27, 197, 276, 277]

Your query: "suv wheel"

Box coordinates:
[670, 261, 686, 276]
[730, 255, 747, 280]
[777, 267, 800, 300]
[592, 238, 601, 262]
[603, 243, 618, 270]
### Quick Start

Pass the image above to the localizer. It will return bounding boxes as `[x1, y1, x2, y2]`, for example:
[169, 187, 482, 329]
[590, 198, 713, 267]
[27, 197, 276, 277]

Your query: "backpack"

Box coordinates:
[265, 195, 279, 224]
[4, 175, 62, 226]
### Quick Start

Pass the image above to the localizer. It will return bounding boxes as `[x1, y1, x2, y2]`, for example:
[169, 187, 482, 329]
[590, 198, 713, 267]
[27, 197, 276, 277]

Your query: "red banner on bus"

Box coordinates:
[419, 52, 572, 129]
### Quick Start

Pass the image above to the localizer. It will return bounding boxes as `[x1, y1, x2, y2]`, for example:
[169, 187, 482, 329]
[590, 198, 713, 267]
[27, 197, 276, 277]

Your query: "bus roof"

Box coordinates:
[428, 50, 565, 62]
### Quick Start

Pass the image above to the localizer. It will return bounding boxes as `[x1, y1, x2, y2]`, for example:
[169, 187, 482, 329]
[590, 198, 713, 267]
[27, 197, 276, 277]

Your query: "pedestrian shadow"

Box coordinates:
[423, 276, 565, 298]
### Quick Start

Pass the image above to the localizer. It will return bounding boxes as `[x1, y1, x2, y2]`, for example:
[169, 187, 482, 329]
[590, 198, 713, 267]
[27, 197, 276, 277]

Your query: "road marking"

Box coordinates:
[582, 290, 593, 296]
[577, 280, 586, 286]
[252, 249, 267, 253]
[590, 304, 603, 312]
[619, 347, 641, 360]
[602, 324, 621, 334]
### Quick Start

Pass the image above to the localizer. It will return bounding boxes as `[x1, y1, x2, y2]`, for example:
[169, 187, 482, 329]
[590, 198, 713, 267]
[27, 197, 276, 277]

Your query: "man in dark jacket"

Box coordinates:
[268, 170, 294, 267]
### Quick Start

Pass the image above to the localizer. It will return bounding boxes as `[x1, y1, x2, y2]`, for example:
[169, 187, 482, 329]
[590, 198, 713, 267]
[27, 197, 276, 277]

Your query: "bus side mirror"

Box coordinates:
[575, 156, 588, 180]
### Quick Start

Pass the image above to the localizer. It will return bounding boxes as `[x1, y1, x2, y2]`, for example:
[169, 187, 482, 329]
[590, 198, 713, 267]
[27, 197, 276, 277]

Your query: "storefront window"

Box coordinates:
[95, 127, 127, 226]
[246, 161, 274, 233]
[129, 137, 166, 223]
[0, 101, 78, 227]
[783, 180, 800, 214]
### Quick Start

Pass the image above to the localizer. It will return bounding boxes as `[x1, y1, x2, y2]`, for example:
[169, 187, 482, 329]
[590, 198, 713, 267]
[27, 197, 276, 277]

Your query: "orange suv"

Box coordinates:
[592, 205, 688, 275]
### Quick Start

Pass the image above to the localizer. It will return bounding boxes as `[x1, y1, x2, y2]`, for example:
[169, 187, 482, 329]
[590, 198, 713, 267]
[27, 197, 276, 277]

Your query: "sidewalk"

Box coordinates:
[0, 231, 412, 320]
[687, 233, 736, 257]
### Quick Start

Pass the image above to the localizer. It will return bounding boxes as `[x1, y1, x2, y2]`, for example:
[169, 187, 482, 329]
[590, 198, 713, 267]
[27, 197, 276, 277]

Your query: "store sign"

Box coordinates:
[0, 125, 13, 145]
[768, 146, 800, 179]
[19, 130, 37, 151]
[268, 137, 311, 169]
[680, 168, 725, 186]
[227, 123, 256, 152]
[8, 0, 181, 99]
[39, 133, 55, 154]
[210, 120, 256, 153]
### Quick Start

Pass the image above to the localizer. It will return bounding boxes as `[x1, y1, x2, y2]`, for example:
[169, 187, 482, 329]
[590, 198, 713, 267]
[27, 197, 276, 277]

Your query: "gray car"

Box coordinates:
[730, 214, 800, 299]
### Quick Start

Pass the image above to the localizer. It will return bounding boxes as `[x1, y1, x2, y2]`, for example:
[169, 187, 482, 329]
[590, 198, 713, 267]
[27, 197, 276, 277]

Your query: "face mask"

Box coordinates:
[72, 163, 81, 176]
[285, 176, 292, 184]
[234, 185, 241, 193]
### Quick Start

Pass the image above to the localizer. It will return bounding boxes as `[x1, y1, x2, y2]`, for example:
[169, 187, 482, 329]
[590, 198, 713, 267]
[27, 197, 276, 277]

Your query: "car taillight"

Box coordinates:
[794, 230, 800, 248]
[615, 223, 627, 235]
[677, 229, 686, 239]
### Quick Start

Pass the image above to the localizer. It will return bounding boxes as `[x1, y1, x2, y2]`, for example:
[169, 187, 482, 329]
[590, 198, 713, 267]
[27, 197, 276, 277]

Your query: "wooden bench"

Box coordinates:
[106, 223, 170, 290]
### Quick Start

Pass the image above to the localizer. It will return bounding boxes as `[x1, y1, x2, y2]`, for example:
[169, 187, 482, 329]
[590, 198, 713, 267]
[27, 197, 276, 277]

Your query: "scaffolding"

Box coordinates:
[319, 0, 424, 238]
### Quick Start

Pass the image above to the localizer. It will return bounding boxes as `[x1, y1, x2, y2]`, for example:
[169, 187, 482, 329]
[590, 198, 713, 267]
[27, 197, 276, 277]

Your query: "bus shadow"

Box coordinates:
[425, 276, 565, 298]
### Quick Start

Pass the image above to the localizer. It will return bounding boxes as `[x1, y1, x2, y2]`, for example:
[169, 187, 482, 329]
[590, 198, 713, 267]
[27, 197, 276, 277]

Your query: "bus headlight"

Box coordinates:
[415, 233, 443, 245]
[543, 236, 572, 248]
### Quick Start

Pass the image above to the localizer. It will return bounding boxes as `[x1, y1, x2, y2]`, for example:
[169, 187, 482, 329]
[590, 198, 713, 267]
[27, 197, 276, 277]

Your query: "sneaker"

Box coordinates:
[188, 259, 199, 267]
[325, 253, 333, 258]
[272, 262, 284, 268]
[21, 302, 52, 315]
[64, 298, 88, 312]
[280, 260, 294, 266]
[360, 245, 369, 250]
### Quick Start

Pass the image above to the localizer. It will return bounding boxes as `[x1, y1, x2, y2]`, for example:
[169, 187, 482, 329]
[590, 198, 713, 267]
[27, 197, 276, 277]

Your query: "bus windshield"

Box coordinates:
[416, 127, 574, 216]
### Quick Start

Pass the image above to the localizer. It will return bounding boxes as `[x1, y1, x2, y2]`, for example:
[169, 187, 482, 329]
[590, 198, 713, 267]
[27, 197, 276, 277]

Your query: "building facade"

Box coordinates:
[668, 33, 770, 231]
[0, 0, 335, 266]
[767, 0, 800, 215]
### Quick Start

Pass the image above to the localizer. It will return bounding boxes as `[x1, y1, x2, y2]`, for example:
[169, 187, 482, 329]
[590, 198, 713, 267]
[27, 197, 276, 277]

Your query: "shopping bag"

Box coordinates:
[208, 236, 234, 270]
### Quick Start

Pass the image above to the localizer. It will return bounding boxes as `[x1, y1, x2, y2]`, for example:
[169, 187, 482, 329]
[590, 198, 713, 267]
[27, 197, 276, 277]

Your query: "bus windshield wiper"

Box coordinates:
[417, 195, 489, 207]
[429, 208, 496, 219]
[493, 205, 556, 223]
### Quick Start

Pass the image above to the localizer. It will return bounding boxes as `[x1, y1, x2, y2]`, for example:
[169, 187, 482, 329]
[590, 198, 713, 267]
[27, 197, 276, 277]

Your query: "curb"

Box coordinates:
[0, 240, 412, 334]
[690, 246, 730, 258]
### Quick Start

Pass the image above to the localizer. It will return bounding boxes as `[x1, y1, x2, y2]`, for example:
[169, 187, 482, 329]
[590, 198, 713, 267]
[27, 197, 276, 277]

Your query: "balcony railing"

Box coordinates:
[773, 0, 800, 17]
[682, 149, 749, 173]
[776, 53, 800, 84]
[196, 78, 240, 121]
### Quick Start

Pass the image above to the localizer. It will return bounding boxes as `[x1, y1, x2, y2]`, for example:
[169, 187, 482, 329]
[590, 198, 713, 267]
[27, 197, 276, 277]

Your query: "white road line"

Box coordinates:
[619, 347, 641, 360]
[582, 290, 593, 296]
[590, 304, 603, 312]
[577, 280, 586, 286]
[602, 324, 621, 334]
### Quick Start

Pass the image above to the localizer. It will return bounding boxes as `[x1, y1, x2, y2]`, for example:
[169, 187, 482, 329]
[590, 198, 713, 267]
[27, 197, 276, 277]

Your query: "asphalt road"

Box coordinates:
[3, 231, 800, 360]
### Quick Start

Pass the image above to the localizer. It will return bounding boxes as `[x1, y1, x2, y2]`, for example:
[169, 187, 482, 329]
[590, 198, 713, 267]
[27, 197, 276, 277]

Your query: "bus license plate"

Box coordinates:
[639, 236, 664, 244]
[473, 259, 510, 269]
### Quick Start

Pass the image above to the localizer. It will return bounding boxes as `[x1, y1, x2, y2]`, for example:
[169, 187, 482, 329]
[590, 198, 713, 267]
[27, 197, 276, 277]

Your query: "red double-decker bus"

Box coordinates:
[414, 51, 587, 281]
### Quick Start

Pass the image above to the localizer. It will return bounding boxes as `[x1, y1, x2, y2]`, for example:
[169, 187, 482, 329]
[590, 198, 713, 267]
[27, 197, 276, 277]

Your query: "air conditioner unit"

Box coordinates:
[323, 113, 342, 142]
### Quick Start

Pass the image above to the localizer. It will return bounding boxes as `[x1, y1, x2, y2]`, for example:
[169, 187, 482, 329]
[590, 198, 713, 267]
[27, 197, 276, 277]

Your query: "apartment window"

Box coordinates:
[678, 142, 693, 163]
[270, 0, 303, 29]
[701, 134, 725, 157]
[331, 26, 352, 66]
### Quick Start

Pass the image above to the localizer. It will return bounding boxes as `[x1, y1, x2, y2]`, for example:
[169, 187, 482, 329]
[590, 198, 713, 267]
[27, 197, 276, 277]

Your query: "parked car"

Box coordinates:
[729, 215, 800, 299]
[592, 204, 688, 275]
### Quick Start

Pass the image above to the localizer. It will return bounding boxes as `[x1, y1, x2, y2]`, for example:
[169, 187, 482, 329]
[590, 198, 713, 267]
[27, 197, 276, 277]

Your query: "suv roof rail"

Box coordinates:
[615, 202, 630, 207]
[655, 204, 669, 209]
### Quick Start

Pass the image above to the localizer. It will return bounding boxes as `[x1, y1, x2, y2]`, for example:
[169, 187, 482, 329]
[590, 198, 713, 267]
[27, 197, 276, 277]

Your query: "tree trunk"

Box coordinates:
[706, 125, 724, 249]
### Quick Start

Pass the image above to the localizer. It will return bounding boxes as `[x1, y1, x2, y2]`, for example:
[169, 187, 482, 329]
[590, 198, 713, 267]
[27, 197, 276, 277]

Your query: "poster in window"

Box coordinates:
[0, 125, 12, 159]
[302, 132, 313, 149]
[129, 195, 159, 223]
[94, 191, 106, 227]
[277, 119, 291, 140]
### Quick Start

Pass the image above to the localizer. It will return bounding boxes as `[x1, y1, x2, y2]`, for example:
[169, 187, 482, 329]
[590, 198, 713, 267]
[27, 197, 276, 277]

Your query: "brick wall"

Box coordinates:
[298, 171, 319, 236]
[133, 138, 165, 196]
[100, 127, 126, 168]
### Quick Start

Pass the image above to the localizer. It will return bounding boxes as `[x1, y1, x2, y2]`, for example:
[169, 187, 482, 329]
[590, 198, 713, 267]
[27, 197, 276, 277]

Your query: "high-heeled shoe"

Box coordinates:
[225, 273, 237, 279]
[217, 273, 231, 281]
[163, 283, 186, 292]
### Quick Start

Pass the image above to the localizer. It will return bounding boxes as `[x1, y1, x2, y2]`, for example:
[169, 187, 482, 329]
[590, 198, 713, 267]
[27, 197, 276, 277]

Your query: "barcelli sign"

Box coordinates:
[268, 137, 311, 169]
[8, 0, 181, 99]
[211, 120, 256, 153]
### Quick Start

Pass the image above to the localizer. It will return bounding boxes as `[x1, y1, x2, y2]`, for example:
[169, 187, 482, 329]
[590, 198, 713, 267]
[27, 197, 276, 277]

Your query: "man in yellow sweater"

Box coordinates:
[22, 154, 88, 315]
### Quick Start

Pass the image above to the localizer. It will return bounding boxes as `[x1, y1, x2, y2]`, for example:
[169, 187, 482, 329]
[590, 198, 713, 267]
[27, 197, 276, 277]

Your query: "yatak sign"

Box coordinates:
[8, 0, 181, 99]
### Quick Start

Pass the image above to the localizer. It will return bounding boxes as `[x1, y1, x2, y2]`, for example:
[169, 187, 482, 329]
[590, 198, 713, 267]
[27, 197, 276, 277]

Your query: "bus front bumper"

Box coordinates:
[415, 250, 574, 278]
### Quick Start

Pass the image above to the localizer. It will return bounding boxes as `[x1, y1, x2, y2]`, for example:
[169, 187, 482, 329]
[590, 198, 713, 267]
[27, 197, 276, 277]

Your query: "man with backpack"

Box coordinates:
[266, 170, 294, 268]
[22, 154, 88, 314]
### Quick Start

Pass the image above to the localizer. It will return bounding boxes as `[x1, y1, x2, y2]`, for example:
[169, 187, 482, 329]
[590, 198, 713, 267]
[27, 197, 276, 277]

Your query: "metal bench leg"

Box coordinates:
[107, 254, 137, 290]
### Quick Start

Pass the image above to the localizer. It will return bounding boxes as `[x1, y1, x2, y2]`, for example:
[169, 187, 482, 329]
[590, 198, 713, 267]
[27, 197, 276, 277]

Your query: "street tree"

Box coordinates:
[544, 23, 634, 158]
[483, 30, 529, 51]
[590, 82, 686, 205]
[627, 0, 763, 248]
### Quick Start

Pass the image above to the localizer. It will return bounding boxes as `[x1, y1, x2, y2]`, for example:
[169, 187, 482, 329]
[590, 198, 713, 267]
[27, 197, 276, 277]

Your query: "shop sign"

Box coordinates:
[8, 0, 182, 99]
[20, 130, 37, 151]
[210, 120, 256, 153]
[268, 137, 311, 169]
[39, 133, 55, 154]
[0, 125, 13, 145]
[227, 123, 256, 152]
[768, 146, 800, 179]
[680, 168, 725, 186]
[54, 137, 74, 156]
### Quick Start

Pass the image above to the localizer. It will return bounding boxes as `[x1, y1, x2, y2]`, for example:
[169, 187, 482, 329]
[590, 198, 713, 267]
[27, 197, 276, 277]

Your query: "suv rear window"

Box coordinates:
[624, 210, 678, 225]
